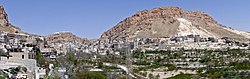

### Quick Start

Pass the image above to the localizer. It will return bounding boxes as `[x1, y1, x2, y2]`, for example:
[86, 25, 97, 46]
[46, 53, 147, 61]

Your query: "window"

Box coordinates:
[22, 55, 24, 59]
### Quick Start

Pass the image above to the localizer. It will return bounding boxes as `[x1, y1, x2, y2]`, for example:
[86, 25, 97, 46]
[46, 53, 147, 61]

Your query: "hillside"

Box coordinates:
[45, 32, 90, 44]
[100, 7, 250, 42]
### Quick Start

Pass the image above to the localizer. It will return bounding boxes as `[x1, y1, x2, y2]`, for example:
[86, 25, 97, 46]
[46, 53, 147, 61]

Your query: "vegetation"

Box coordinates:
[35, 51, 47, 67]
[43, 48, 250, 79]
[0, 70, 8, 79]
[130, 49, 250, 78]
[74, 72, 106, 79]
[168, 74, 193, 79]
[229, 61, 250, 70]
[0, 76, 5, 79]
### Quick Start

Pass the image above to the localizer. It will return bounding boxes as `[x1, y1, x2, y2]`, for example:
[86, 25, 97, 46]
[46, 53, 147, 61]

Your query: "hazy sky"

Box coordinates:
[1, 0, 249, 38]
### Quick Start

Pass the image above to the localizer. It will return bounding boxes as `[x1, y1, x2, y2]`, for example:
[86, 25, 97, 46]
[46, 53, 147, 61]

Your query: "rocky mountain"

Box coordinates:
[45, 32, 90, 44]
[0, 5, 23, 33]
[100, 7, 250, 42]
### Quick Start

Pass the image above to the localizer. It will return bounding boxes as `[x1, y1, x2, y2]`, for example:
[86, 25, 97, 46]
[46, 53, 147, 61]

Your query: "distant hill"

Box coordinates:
[100, 7, 250, 42]
[45, 32, 90, 44]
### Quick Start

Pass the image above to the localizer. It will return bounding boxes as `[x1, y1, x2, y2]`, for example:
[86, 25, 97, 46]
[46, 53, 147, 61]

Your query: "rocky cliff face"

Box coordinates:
[0, 5, 23, 33]
[0, 5, 9, 26]
[100, 7, 250, 42]
[45, 32, 90, 44]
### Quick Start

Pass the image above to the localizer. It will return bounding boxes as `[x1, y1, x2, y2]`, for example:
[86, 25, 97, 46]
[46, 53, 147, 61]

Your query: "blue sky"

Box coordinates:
[1, 0, 249, 38]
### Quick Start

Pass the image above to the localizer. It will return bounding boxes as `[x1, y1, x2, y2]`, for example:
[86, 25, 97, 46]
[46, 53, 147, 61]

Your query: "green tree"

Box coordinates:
[36, 51, 46, 67]
[148, 73, 154, 79]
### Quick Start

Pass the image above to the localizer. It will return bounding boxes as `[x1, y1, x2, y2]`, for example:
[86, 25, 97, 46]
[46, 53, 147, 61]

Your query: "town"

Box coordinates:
[1, 31, 250, 79]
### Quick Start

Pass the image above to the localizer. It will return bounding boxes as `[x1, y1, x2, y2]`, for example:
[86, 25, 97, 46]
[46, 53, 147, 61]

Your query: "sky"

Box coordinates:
[0, 0, 249, 39]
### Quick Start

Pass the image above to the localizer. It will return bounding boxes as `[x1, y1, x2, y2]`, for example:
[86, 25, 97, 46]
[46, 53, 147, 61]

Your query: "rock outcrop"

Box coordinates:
[0, 5, 23, 33]
[0, 5, 9, 26]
